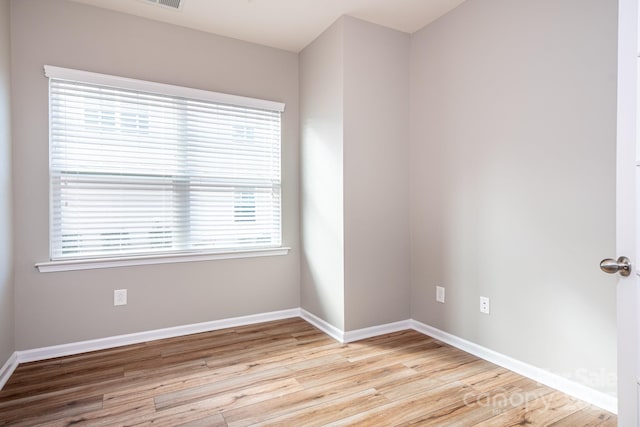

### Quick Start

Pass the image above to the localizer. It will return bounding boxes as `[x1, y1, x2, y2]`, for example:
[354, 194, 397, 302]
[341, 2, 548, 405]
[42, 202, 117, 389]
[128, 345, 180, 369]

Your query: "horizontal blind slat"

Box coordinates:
[49, 71, 282, 260]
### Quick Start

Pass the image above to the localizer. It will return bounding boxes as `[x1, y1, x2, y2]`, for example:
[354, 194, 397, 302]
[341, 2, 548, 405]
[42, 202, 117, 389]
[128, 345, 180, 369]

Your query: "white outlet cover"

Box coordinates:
[480, 296, 490, 314]
[114, 289, 127, 306]
[436, 286, 445, 303]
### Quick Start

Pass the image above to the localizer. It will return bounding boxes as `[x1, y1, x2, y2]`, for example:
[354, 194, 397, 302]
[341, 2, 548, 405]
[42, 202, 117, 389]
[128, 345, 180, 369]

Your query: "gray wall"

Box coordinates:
[409, 0, 618, 394]
[301, 17, 411, 331]
[0, 0, 14, 365]
[10, 0, 300, 350]
[342, 17, 410, 330]
[300, 19, 346, 330]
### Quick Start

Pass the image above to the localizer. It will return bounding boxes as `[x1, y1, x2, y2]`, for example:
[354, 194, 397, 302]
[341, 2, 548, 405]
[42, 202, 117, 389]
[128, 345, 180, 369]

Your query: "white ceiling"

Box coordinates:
[69, 0, 467, 52]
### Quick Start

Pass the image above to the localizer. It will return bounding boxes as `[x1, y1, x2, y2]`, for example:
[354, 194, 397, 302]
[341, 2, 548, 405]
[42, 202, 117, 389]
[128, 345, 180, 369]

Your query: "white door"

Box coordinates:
[612, 0, 640, 425]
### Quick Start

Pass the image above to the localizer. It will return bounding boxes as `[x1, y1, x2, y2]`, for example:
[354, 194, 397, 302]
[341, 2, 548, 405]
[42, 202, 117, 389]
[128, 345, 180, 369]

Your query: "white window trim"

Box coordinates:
[36, 247, 290, 273]
[39, 66, 287, 269]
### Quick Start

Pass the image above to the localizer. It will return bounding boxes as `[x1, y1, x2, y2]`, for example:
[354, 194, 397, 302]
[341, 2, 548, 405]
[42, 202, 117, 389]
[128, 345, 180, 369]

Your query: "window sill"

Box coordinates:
[35, 247, 291, 273]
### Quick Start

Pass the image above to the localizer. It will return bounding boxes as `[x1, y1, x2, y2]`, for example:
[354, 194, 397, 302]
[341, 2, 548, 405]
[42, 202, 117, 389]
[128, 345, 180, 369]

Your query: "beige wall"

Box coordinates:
[0, 0, 14, 364]
[409, 0, 618, 394]
[10, 0, 300, 350]
[343, 17, 410, 330]
[299, 19, 346, 330]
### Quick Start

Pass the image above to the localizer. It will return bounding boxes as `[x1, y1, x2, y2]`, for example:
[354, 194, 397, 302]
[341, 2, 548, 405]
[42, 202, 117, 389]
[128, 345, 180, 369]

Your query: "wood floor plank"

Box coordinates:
[325, 381, 477, 426]
[173, 413, 228, 427]
[417, 375, 557, 427]
[103, 363, 223, 409]
[403, 345, 479, 373]
[341, 332, 436, 363]
[250, 388, 390, 426]
[49, 398, 156, 427]
[418, 358, 498, 385]
[394, 398, 501, 427]
[223, 364, 417, 427]
[123, 358, 209, 379]
[289, 342, 442, 392]
[373, 369, 447, 401]
[203, 336, 342, 372]
[0, 394, 104, 426]
[548, 405, 618, 426]
[153, 371, 300, 411]
[460, 365, 521, 393]
[0, 366, 125, 402]
[0, 318, 616, 426]
[474, 390, 587, 426]
[123, 378, 302, 426]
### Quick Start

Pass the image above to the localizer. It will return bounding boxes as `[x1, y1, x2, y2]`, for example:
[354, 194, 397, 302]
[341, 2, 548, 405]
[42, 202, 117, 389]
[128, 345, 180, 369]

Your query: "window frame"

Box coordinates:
[37, 66, 289, 272]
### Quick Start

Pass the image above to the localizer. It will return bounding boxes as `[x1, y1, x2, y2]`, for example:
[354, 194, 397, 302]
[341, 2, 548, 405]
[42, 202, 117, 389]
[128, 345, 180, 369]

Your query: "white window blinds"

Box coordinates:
[46, 66, 283, 261]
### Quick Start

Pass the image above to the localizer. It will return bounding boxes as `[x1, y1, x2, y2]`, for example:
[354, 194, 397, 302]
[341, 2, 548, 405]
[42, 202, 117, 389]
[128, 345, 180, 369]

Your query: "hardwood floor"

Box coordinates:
[0, 318, 616, 426]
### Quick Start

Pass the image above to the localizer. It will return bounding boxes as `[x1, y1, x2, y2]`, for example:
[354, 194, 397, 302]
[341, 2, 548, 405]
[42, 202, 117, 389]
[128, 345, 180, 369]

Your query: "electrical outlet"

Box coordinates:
[114, 289, 127, 306]
[480, 296, 490, 314]
[436, 286, 445, 303]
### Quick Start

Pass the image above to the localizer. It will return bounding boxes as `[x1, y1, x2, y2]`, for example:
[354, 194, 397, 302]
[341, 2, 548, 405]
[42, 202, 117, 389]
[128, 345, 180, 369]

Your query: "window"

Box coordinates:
[45, 66, 284, 262]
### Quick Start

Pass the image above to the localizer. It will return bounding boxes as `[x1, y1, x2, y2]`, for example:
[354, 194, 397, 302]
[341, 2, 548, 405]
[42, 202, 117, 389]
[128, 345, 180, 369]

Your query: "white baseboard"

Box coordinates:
[298, 310, 411, 344]
[0, 352, 18, 390]
[299, 309, 344, 342]
[16, 308, 300, 364]
[410, 319, 617, 414]
[343, 320, 412, 343]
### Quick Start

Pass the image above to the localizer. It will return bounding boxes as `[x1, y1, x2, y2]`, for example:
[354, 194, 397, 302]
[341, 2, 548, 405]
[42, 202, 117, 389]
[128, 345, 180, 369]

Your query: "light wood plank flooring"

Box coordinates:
[0, 318, 616, 426]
